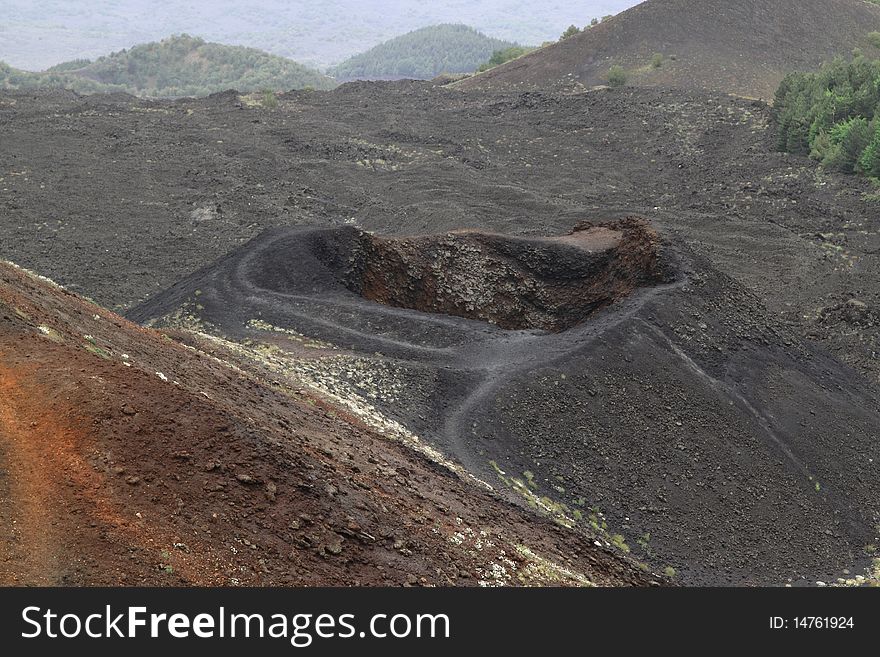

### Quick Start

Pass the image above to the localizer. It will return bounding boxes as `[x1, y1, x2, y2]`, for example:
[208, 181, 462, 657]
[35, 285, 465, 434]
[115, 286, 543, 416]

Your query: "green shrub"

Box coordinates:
[477, 45, 535, 72]
[611, 534, 630, 553]
[869, 31, 880, 50]
[607, 65, 627, 87]
[560, 25, 580, 40]
[261, 89, 278, 108]
[651, 53, 664, 69]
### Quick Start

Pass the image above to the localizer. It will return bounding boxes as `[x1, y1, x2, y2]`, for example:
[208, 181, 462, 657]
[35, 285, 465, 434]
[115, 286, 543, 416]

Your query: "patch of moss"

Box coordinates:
[611, 534, 630, 553]
[38, 325, 64, 343]
[489, 461, 574, 527]
[515, 545, 594, 587]
[84, 343, 111, 359]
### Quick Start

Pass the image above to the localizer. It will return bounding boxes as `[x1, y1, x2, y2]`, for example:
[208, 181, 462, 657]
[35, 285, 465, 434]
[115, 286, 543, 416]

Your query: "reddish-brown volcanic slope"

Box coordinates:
[458, 0, 880, 99]
[0, 262, 654, 586]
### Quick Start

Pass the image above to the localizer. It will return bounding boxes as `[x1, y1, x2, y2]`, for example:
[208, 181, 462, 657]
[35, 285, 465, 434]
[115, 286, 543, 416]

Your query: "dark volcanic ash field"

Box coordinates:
[3, 82, 880, 585]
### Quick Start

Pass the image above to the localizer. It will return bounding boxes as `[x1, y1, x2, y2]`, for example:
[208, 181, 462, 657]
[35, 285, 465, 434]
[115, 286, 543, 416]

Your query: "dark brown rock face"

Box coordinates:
[344, 217, 667, 332]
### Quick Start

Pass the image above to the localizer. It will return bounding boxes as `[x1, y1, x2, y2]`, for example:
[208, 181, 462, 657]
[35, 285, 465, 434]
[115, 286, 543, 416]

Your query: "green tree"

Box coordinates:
[829, 117, 871, 172]
[477, 46, 535, 72]
[859, 120, 880, 175]
[560, 25, 580, 40]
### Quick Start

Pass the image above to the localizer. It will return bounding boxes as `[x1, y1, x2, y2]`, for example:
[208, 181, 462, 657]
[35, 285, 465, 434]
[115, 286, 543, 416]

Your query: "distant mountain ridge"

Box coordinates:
[331, 24, 519, 81]
[0, 35, 336, 97]
[3, 0, 638, 71]
[457, 0, 880, 100]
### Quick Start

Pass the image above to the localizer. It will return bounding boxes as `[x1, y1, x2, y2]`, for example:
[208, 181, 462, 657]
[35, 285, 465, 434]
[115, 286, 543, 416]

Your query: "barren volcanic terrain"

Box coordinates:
[129, 218, 880, 585]
[0, 260, 651, 586]
[2, 78, 880, 585]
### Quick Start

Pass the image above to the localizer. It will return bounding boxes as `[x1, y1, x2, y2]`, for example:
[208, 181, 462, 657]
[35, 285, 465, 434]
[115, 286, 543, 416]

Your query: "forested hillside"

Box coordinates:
[77, 35, 335, 95]
[331, 24, 518, 80]
[0, 35, 335, 97]
[775, 55, 880, 177]
[0, 61, 125, 94]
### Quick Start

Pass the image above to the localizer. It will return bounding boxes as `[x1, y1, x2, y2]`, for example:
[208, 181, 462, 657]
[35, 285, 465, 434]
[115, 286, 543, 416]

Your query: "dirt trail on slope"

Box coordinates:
[0, 367, 63, 584]
[0, 357, 220, 585]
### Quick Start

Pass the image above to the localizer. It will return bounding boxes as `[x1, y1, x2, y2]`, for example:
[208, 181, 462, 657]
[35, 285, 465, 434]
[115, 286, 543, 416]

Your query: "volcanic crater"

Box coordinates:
[257, 217, 668, 333]
[344, 217, 666, 332]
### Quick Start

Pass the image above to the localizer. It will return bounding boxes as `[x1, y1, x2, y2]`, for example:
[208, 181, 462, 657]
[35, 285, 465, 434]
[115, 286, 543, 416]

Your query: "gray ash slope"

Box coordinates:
[456, 0, 880, 100]
[3, 81, 880, 584]
[130, 221, 880, 585]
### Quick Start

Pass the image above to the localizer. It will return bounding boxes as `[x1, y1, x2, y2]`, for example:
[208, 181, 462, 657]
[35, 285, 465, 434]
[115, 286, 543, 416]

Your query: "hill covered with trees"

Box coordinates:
[0, 61, 123, 95]
[331, 24, 519, 81]
[0, 35, 336, 97]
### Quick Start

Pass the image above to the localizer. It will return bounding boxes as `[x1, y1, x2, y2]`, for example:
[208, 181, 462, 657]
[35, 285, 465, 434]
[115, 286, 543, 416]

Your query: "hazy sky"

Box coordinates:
[2, 0, 642, 70]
